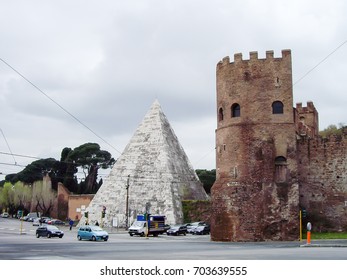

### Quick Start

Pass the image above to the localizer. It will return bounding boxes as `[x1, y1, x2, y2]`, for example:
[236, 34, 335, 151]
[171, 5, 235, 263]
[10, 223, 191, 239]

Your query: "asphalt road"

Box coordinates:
[1, 217, 347, 260]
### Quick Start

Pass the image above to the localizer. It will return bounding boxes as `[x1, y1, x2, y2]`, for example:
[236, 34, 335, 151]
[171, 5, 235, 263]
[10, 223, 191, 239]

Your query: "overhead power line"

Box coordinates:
[0, 128, 17, 164]
[0, 151, 41, 160]
[293, 40, 347, 86]
[0, 57, 122, 155]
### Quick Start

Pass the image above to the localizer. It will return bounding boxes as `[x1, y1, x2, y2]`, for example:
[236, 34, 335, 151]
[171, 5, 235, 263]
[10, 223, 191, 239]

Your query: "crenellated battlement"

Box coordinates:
[296, 101, 317, 113]
[217, 49, 291, 68]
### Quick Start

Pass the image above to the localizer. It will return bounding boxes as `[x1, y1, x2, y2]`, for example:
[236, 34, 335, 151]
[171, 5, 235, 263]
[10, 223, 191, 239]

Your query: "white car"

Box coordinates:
[1, 212, 9, 218]
[32, 218, 41, 226]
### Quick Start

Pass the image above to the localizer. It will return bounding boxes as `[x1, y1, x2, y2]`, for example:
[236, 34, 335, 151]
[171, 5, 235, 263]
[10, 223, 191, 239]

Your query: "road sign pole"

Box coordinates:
[299, 210, 302, 241]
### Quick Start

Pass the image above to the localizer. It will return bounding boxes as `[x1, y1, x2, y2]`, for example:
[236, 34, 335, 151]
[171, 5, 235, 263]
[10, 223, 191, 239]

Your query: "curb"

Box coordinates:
[300, 244, 347, 248]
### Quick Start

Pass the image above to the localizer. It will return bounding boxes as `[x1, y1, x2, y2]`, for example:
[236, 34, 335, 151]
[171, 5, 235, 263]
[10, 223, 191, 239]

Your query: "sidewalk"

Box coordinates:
[300, 239, 347, 247]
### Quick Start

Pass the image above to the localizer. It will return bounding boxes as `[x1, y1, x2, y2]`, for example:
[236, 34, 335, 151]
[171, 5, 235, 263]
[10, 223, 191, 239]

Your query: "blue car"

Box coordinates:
[77, 225, 108, 241]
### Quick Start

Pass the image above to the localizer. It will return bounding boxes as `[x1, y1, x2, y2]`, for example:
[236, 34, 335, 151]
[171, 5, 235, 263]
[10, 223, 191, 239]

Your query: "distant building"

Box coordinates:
[57, 183, 94, 221]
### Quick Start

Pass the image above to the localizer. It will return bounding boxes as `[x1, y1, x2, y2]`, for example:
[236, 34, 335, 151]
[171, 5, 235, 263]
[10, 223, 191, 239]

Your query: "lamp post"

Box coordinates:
[125, 175, 130, 230]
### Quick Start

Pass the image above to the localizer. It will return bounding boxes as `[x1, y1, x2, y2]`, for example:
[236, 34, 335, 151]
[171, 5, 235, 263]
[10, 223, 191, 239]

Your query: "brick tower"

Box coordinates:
[211, 50, 300, 241]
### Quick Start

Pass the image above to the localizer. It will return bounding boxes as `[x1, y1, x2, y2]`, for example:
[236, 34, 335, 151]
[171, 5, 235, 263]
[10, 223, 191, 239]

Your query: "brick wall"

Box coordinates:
[298, 132, 347, 231]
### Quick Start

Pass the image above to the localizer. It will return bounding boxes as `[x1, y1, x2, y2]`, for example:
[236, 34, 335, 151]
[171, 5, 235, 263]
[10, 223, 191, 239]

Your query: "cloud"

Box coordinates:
[1, 0, 346, 180]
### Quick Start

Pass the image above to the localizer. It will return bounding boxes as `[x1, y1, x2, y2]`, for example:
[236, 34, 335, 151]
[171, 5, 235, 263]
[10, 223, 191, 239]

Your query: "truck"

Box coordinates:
[128, 214, 166, 237]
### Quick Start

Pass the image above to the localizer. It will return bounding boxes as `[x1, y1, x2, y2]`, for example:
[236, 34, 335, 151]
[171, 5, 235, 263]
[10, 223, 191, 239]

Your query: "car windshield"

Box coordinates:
[90, 226, 103, 231]
[47, 225, 59, 230]
[132, 221, 144, 227]
[170, 225, 180, 229]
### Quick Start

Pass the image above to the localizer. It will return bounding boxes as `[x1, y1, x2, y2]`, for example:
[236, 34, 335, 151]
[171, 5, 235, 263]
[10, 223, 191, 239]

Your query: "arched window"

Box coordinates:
[231, 103, 240, 117]
[272, 101, 284, 114]
[275, 156, 287, 165]
[218, 107, 224, 121]
[275, 156, 287, 182]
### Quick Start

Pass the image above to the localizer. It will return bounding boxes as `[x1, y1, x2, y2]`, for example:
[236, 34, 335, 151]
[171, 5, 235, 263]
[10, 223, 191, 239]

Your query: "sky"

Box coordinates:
[0, 0, 346, 181]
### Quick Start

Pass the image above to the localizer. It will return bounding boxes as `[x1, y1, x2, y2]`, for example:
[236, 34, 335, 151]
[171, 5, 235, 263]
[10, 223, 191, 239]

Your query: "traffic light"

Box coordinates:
[17, 210, 23, 218]
[302, 209, 307, 218]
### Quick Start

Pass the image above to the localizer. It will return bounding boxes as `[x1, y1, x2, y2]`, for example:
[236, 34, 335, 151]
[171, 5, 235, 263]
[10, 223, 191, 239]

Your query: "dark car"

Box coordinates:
[36, 225, 64, 238]
[166, 225, 187, 236]
[192, 224, 210, 235]
[49, 219, 65, 225]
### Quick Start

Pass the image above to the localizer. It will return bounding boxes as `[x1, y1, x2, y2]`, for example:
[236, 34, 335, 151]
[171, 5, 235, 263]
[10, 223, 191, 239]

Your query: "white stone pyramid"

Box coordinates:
[79, 100, 208, 227]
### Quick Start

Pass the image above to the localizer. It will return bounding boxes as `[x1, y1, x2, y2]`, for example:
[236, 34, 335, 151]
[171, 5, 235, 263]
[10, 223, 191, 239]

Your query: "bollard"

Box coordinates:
[307, 231, 311, 244]
[306, 222, 312, 245]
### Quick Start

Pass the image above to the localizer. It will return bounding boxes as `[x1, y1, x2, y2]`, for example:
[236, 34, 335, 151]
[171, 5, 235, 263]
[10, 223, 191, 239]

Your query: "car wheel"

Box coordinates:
[140, 232, 145, 237]
[36, 233, 40, 238]
[129, 233, 134, 236]
[92, 236, 96, 241]
[77, 235, 82, 241]
[47, 233, 51, 238]
[104, 237, 108, 241]
[59, 236, 63, 238]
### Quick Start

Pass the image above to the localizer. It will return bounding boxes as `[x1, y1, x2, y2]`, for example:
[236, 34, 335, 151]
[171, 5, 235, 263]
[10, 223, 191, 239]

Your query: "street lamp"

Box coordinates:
[125, 175, 130, 230]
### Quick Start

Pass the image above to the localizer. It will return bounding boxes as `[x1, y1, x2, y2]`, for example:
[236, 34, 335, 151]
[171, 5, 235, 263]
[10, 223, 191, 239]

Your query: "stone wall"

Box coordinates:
[182, 200, 211, 223]
[68, 194, 94, 221]
[57, 183, 69, 220]
[298, 131, 347, 231]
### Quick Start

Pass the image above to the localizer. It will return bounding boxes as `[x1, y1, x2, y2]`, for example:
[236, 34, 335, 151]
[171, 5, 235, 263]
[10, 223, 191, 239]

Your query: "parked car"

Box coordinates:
[32, 218, 41, 226]
[186, 221, 207, 233]
[36, 225, 64, 238]
[40, 217, 51, 224]
[166, 225, 187, 236]
[23, 212, 41, 222]
[77, 225, 108, 241]
[1, 212, 9, 218]
[192, 224, 210, 235]
[49, 219, 65, 225]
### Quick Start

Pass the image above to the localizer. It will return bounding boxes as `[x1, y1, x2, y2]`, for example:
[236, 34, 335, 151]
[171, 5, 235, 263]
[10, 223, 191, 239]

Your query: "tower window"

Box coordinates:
[231, 103, 240, 117]
[275, 156, 287, 165]
[275, 156, 287, 183]
[272, 101, 284, 114]
[218, 107, 224, 121]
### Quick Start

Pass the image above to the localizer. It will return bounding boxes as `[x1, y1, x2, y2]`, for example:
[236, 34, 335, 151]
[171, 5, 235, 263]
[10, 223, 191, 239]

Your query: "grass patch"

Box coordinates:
[302, 232, 347, 240]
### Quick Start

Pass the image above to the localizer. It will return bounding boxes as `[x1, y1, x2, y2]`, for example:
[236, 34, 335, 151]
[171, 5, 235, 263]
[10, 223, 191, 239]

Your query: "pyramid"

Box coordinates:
[80, 100, 208, 227]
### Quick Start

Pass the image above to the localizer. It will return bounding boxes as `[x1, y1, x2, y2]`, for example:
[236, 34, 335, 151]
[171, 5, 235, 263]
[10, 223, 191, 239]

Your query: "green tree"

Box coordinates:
[31, 178, 56, 216]
[12, 181, 32, 212]
[3, 142, 115, 195]
[195, 169, 216, 194]
[5, 158, 60, 190]
[66, 143, 115, 194]
[59, 147, 78, 193]
[0, 182, 15, 213]
[319, 123, 345, 138]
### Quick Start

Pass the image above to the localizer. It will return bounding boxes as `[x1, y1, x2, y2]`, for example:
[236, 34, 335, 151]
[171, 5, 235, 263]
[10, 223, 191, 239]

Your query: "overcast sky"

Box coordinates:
[1, 0, 346, 181]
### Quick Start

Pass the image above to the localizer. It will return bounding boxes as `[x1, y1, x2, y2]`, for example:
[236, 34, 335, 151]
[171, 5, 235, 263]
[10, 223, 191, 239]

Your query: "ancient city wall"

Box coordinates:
[298, 131, 347, 231]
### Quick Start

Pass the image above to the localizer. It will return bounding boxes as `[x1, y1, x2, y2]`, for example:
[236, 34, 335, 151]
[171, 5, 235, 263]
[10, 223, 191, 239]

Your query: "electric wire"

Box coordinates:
[0, 128, 17, 164]
[1, 41, 346, 180]
[293, 40, 347, 86]
[0, 57, 122, 156]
